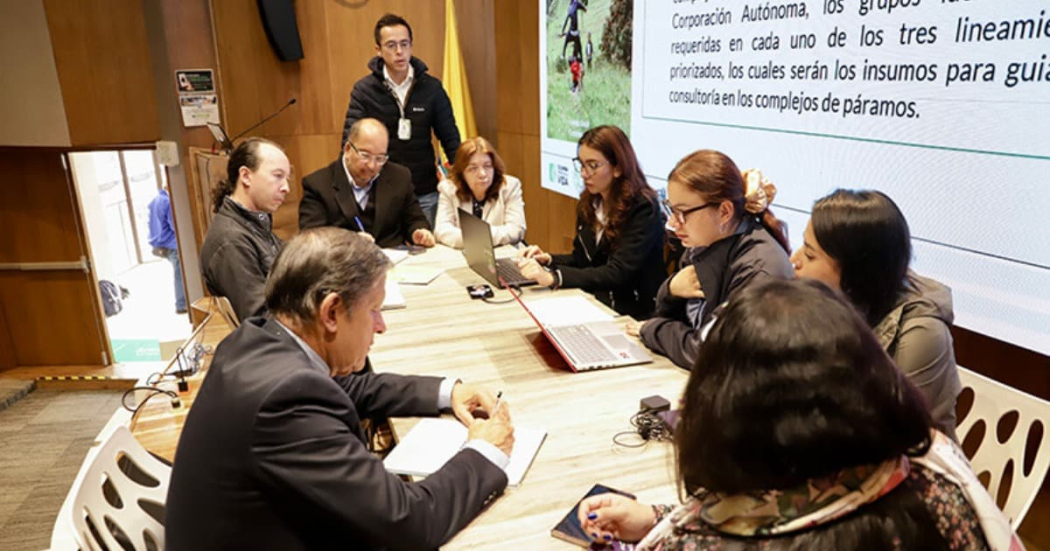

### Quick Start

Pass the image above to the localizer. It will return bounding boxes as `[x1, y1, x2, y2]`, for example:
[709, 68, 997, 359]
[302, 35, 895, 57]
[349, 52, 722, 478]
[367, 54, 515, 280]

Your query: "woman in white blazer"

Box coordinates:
[434, 137, 526, 248]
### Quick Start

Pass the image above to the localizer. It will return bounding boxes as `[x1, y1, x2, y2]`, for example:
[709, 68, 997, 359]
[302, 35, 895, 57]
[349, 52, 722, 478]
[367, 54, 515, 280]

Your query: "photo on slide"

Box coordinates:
[545, 0, 632, 142]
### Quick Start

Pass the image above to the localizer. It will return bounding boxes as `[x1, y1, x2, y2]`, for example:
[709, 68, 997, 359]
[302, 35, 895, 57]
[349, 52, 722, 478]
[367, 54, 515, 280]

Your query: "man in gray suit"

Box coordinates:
[166, 227, 514, 550]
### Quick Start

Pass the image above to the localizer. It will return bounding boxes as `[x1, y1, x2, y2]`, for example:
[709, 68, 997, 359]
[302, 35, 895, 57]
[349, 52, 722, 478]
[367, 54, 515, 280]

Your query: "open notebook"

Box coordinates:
[383, 418, 546, 487]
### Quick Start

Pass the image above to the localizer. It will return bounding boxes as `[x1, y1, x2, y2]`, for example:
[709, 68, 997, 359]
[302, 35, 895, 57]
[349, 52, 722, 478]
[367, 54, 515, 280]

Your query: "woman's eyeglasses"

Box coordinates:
[572, 158, 607, 174]
[660, 199, 719, 224]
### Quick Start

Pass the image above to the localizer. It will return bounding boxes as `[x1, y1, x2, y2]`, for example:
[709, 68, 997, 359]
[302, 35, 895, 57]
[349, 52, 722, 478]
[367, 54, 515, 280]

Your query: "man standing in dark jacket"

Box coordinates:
[341, 13, 461, 226]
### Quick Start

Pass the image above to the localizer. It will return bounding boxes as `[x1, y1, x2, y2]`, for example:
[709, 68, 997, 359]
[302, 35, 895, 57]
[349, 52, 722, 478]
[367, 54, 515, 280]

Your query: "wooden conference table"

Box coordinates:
[130, 245, 689, 550]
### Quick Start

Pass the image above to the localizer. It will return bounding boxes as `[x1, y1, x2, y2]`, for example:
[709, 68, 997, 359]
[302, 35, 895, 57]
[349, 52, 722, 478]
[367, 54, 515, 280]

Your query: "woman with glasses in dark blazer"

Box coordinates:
[515, 125, 666, 320]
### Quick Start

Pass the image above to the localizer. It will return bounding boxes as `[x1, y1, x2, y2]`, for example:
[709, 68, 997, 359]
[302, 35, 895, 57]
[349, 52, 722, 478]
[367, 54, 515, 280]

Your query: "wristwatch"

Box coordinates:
[544, 266, 562, 290]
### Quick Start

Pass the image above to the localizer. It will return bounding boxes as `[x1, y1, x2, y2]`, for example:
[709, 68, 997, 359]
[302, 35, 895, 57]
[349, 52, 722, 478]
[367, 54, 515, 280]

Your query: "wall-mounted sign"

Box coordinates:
[175, 69, 219, 127]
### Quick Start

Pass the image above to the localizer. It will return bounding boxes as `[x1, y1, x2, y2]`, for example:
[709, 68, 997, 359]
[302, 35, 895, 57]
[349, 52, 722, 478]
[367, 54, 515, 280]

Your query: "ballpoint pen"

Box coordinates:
[492, 391, 503, 415]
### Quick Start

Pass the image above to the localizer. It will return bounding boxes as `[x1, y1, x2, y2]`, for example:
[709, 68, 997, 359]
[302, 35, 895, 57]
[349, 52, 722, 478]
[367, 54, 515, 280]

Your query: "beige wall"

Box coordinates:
[0, 0, 70, 147]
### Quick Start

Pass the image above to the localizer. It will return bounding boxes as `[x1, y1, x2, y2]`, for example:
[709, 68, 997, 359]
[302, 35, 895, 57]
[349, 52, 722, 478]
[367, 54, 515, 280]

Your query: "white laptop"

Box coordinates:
[511, 294, 652, 371]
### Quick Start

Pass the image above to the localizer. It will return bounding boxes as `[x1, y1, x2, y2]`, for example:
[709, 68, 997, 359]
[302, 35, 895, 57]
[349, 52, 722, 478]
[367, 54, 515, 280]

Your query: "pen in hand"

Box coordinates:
[492, 391, 503, 416]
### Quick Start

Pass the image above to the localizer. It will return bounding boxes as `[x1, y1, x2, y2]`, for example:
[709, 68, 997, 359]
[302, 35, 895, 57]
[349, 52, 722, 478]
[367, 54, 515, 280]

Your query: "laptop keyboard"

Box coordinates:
[546, 325, 620, 366]
[495, 258, 534, 287]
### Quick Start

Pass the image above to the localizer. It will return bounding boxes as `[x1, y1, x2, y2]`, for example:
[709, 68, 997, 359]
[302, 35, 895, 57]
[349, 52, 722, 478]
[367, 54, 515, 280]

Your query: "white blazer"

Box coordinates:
[434, 175, 527, 248]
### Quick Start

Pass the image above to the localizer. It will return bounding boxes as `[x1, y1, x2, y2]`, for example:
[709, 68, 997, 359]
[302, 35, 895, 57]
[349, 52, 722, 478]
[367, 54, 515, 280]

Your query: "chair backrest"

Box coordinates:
[71, 425, 171, 551]
[214, 295, 240, 328]
[955, 366, 1050, 529]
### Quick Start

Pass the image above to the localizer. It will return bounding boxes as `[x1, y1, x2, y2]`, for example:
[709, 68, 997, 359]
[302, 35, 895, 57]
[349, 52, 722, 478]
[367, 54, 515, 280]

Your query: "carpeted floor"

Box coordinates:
[0, 388, 123, 550]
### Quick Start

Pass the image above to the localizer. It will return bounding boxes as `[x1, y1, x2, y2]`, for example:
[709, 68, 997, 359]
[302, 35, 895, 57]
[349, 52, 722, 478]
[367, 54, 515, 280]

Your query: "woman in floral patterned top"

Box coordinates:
[578, 279, 1021, 551]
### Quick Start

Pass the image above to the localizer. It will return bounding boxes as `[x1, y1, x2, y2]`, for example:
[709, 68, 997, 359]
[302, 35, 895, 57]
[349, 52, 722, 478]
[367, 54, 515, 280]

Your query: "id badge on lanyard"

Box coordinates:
[391, 84, 412, 141]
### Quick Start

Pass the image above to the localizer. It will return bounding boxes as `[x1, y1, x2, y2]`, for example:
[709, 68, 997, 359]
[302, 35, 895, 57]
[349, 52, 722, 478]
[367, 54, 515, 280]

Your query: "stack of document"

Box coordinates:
[383, 418, 546, 487]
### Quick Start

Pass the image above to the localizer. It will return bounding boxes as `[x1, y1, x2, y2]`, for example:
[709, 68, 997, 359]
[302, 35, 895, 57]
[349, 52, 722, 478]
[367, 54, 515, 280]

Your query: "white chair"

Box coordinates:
[70, 425, 171, 550]
[955, 366, 1050, 529]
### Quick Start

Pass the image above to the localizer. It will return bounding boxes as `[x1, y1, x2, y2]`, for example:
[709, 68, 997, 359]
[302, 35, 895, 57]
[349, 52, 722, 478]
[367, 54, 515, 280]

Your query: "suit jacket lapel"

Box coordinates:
[372, 168, 388, 232]
[332, 161, 361, 223]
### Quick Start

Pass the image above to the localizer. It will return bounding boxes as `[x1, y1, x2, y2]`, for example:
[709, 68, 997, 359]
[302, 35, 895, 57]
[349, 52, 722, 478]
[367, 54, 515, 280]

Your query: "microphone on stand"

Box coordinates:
[229, 98, 298, 144]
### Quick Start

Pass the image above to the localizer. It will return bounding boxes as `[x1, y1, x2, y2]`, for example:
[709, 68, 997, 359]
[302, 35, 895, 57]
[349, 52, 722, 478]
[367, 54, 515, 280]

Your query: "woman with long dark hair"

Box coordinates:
[516, 125, 666, 319]
[631, 150, 793, 369]
[578, 279, 1018, 550]
[791, 189, 961, 439]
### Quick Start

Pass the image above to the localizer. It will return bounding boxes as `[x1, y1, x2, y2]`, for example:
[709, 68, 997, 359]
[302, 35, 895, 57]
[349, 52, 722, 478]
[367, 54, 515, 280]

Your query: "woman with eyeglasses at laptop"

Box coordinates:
[433, 137, 527, 248]
[791, 189, 961, 441]
[516, 125, 666, 319]
[627, 150, 793, 370]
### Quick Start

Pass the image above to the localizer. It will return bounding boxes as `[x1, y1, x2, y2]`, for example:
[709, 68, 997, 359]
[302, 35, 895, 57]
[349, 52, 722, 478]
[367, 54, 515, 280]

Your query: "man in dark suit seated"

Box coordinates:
[299, 118, 437, 249]
[166, 228, 514, 550]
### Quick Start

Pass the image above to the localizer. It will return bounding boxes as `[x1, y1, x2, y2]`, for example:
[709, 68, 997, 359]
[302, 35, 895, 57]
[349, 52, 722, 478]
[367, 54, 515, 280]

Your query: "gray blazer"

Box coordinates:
[166, 317, 507, 550]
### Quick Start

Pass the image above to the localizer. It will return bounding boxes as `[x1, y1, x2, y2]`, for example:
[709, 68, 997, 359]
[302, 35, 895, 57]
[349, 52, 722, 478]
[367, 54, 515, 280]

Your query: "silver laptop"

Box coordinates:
[460, 209, 536, 289]
[510, 294, 652, 372]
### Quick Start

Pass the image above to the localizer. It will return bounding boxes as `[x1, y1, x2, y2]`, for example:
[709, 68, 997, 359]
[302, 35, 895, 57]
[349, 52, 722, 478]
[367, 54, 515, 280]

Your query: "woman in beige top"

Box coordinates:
[434, 137, 526, 248]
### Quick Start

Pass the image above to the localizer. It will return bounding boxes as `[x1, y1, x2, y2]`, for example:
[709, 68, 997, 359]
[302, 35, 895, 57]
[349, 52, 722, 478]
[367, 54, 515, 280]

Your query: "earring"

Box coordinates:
[718, 222, 728, 235]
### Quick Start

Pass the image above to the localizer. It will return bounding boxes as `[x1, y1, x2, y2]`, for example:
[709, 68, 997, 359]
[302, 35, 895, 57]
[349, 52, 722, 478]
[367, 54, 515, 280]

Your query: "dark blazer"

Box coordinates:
[641, 217, 793, 369]
[165, 317, 507, 551]
[299, 159, 429, 248]
[549, 193, 666, 320]
[342, 56, 460, 196]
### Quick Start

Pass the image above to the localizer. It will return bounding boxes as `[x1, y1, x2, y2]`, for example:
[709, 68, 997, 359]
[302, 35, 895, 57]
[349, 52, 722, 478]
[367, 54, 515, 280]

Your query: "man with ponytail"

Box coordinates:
[199, 137, 291, 321]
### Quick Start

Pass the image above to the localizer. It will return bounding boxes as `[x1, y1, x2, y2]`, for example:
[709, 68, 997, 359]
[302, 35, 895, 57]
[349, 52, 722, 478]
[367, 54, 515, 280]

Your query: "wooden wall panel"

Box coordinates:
[0, 148, 83, 263]
[0, 272, 104, 366]
[211, 0, 300, 139]
[42, 0, 160, 146]
[495, 1, 575, 254]
[456, 0, 497, 142]
[0, 302, 15, 371]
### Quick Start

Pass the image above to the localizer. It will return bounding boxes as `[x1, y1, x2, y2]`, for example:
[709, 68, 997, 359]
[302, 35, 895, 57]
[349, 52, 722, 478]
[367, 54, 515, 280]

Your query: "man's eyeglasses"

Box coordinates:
[572, 158, 607, 174]
[349, 142, 389, 165]
[660, 199, 719, 224]
[382, 40, 412, 52]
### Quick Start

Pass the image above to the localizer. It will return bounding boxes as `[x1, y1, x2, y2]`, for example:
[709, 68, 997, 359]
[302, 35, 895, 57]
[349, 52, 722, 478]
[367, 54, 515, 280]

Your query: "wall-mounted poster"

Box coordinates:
[175, 69, 219, 127]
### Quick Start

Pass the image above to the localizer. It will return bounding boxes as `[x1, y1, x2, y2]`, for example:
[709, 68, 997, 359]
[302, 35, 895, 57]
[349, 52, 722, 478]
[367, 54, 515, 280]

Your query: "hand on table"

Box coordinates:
[517, 245, 552, 266]
[516, 257, 554, 287]
[412, 228, 436, 247]
[577, 493, 656, 545]
[669, 265, 705, 299]
[625, 320, 646, 337]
